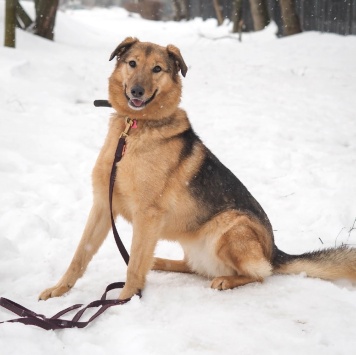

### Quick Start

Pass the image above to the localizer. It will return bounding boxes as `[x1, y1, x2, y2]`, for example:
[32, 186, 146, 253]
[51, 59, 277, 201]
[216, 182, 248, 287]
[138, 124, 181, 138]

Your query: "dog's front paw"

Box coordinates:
[38, 283, 72, 301]
[118, 285, 140, 300]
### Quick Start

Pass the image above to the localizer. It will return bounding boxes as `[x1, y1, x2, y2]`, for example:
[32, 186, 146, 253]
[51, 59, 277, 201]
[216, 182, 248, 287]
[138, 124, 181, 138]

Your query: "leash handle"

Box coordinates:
[93, 99, 112, 108]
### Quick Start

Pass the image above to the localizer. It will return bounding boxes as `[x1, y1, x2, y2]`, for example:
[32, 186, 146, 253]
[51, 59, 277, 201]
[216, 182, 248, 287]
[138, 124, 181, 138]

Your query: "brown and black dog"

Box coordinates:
[39, 38, 356, 301]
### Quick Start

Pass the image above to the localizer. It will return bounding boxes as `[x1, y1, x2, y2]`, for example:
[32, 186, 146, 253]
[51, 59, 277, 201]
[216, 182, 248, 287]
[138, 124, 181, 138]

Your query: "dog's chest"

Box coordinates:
[181, 236, 235, 278]
[117, 156, 157, 193]
[114, 140, 170, 207]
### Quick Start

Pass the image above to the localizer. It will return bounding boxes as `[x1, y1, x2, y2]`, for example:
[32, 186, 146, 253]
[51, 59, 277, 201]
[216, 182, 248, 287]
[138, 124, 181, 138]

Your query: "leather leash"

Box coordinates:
[0, 100, 138, 330]
[109, 116, 137, 265]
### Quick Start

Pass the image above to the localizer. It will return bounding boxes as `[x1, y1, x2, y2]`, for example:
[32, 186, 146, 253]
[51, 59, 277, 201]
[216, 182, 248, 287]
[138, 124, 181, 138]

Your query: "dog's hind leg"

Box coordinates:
[152, 257, 192, 273]
[211, 219, 273, 291]
[39, 199, 111, 300]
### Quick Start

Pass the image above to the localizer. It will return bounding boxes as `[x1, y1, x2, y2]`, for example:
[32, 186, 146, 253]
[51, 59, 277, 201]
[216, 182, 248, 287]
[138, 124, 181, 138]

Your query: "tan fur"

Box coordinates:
[274, 247, 356, 281]
[39, 38, 356, 301]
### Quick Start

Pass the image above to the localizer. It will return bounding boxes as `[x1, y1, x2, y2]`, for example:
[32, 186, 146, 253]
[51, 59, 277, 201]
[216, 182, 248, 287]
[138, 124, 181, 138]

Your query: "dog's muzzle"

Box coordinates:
[125, 85, 158, 111]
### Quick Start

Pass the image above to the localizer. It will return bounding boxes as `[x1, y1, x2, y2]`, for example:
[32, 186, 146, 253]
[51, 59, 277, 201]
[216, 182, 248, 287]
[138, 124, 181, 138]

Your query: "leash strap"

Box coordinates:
[0, 283, 132, 330]
[0, 109, 137, 330]
[108, 116, 137, 264]
[109, 136, 130, 264]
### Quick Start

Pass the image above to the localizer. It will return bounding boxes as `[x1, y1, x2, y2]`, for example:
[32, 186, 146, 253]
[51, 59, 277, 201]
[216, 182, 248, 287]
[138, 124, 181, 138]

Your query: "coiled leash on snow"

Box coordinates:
[0, 100, 140, 330]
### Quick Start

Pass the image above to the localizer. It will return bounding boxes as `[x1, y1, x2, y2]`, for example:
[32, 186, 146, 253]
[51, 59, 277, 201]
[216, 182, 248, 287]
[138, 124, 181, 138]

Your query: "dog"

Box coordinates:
[39, 37, 356, 301]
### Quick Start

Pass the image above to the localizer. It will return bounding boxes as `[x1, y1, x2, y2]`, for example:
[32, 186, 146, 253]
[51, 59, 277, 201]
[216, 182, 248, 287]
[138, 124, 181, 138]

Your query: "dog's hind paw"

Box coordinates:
[211, 275, 262, 291]
[38, 283, 72, 301]
[211, 276, 234, 291]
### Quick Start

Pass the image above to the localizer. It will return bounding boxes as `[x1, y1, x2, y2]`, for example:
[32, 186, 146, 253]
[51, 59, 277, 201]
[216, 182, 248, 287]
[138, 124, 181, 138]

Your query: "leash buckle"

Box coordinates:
[120, 117, 136, 138]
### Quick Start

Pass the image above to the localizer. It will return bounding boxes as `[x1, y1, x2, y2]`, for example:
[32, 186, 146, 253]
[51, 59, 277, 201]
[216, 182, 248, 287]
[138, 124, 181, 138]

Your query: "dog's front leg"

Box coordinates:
[119, 215, 158, 300]
[39, 199, 111, 300]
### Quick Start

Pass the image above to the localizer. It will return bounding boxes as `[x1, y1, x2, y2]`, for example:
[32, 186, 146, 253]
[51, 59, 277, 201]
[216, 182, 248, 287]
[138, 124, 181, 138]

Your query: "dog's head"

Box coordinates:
[108, 37, 187, 119]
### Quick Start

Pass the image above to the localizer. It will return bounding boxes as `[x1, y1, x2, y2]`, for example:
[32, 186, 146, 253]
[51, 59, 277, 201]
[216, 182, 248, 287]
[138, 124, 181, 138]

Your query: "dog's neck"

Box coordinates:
[113, 109, 190, 141]
[135, 116, 175, 129]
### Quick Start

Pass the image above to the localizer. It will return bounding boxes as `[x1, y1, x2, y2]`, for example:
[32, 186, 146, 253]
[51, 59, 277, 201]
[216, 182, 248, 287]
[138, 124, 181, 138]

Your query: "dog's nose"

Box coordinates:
[131, 85, 145, 98]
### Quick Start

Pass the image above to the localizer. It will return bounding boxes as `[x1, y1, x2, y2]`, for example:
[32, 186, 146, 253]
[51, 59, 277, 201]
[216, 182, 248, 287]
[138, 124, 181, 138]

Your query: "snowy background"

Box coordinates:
[1, 2, 356, 354]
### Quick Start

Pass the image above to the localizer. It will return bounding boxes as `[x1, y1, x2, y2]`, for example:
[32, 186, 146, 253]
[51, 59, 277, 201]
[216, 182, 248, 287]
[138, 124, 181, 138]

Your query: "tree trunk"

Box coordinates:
[172, 0, 188, 21]
[183, 0, 189, 20]
[213, 0, 224, 26]
[34, 0, 59, 40]
[279, 0, 302, 36]
[232, 0, 243, 33]
[249, 0, 270, 31]
[16, 1, 33, 29]
[4, 0, 16, 48]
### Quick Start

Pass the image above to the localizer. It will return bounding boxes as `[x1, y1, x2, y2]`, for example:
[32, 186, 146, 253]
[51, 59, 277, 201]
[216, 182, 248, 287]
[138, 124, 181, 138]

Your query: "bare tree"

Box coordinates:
[17, 2, 33, 30]
[172, 0, 189, 21]
[213, 0, 224, 26]
[279, 0, 301, 35]
[232, 0, 242, 32]
[4, 0, 16, 47]
[232, 0, 244, 41]
[33, 0, 59, 40]
[249, 0, 270, 31]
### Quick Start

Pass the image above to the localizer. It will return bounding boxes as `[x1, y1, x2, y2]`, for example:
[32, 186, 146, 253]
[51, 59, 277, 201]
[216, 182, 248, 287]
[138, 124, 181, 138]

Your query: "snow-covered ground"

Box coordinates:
[1, 2, 356, 354]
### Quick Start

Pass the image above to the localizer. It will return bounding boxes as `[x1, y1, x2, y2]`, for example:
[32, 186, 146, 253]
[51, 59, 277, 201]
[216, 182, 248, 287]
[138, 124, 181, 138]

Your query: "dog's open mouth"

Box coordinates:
[130, 98, 145, 109]
[125, 88, 158, 111]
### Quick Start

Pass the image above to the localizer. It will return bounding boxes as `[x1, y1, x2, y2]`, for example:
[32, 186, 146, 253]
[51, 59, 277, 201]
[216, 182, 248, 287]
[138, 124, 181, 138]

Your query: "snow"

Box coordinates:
[1, 2, 356, 353]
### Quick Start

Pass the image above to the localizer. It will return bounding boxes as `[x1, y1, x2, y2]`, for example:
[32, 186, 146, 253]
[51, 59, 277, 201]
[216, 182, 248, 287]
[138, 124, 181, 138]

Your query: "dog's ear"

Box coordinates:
[109, 37, 139, 61]
[166, 45, 188, 77]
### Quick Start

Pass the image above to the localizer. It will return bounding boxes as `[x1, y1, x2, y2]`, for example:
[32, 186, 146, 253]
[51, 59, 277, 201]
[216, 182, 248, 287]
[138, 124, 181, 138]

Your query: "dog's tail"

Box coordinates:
[273, 246, 356, 281]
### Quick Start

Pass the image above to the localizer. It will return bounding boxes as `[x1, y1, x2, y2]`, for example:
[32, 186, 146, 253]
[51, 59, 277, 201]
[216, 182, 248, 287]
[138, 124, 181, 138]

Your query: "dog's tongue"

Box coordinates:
[131, 98, 144, 107]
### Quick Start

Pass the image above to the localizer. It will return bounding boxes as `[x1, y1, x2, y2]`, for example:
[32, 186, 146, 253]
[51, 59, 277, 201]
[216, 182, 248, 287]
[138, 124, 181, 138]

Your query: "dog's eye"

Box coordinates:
[128, 61, 136, 68]
[153, 66, 162, 73]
